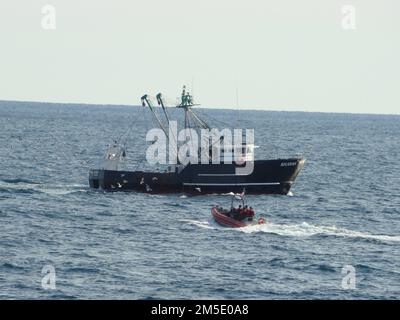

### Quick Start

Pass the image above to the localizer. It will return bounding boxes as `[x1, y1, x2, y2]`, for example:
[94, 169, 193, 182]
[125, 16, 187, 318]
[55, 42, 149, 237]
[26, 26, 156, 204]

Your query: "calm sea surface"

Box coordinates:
[0, 101, 399, 299]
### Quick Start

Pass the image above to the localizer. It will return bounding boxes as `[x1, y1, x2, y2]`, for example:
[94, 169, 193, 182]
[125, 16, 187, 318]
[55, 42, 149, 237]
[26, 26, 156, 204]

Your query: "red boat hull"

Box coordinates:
[211, 206, 265, 228]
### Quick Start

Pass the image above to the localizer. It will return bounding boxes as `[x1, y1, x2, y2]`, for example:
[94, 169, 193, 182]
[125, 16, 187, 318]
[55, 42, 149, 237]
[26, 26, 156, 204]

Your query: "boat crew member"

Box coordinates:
[239, 205, 247, 220]
[249, 207, 255, 216]
[248, 207, 255, 221]
[234, 205, 242, 220]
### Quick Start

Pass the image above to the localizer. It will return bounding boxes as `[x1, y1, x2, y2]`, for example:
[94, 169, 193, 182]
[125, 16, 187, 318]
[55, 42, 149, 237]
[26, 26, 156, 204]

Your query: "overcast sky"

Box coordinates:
[0, 0, 399, 114]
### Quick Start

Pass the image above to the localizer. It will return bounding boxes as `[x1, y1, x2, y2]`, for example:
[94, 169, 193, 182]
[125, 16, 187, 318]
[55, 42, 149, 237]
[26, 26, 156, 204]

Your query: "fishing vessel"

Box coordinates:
[89, 86, 305, 194]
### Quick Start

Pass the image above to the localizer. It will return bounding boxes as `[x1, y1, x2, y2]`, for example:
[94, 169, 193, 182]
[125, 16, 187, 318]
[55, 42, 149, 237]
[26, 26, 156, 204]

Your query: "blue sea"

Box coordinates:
[0, 101, 399, 299]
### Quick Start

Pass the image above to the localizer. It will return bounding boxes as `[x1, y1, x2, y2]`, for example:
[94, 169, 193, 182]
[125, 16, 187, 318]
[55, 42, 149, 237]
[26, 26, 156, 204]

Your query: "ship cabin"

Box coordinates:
[217, 143, 257, 164]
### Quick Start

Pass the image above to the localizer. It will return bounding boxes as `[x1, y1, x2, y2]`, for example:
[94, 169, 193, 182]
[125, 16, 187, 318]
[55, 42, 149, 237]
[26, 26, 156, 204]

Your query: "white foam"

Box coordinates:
[0, 181, 40, 191]
[39, 188, 85, 195]
[238, 221, 400, 242]
[180, 219, 217, 230]
[0, 181, 87, 195]
[221, 192, 235, 196]
[38, 184, 87, 195]
[183, 219, 400, 243]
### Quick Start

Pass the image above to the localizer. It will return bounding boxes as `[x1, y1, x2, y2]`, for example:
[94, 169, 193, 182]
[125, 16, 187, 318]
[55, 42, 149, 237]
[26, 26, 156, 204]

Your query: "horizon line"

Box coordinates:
[0, 98, 399, 117]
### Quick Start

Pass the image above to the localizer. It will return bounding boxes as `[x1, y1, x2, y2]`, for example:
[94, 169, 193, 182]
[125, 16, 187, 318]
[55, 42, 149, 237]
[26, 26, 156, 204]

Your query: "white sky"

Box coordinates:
[0, 0, 399, 114]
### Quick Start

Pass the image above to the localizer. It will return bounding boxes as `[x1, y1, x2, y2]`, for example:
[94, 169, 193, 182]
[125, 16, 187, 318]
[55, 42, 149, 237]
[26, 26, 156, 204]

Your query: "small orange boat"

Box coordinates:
[211, 206, 265, 228]
[211, 191, 266, 228]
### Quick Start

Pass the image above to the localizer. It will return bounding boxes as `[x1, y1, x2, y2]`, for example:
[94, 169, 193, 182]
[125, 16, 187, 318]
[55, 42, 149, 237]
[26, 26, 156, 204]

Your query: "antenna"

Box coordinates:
[236, 87, 239, 108]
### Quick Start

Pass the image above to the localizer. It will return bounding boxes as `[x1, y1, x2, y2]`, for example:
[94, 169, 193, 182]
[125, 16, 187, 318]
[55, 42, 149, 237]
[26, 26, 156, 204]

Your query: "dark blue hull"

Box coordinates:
[89, 158, 305, 195]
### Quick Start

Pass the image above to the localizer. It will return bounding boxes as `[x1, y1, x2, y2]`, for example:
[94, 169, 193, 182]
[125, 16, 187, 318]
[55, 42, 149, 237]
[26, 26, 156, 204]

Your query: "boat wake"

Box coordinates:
[181, 219, 216, 230]
[0, 179, 41, 193]
[39, 184, 88, 195]
[182, 219, 400, 243]
[0, 179, 87, 196]
[242, 222, 400, 242]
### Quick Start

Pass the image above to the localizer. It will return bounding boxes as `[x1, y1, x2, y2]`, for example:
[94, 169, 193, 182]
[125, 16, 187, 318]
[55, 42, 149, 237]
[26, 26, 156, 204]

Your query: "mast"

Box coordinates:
[176, 85, 210, 130]
[141, 86, 216, 163]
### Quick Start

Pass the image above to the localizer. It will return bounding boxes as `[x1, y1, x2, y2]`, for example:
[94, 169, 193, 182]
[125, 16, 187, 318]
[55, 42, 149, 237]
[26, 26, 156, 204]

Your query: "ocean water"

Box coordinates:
[0, 101, 399, 299]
